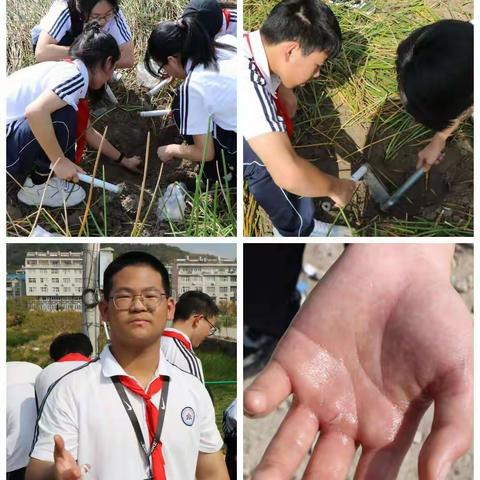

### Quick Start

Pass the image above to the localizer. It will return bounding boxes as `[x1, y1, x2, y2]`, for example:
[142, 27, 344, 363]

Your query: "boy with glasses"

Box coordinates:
[27, 252, 228, 480]
[162, 291, 220, 384]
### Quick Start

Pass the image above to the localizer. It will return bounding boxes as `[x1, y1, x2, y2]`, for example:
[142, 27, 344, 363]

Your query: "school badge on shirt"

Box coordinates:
[181, 406, 195, 426]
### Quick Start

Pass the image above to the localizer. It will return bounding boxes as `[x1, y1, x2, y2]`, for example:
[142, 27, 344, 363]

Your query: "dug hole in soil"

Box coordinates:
[7, 83, 202, 237]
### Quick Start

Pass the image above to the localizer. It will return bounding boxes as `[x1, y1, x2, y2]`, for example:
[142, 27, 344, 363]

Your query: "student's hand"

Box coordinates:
[329, 178, 357, 208]
[53, 435, 82, 480]
[120, 155, 143, 174]
[416, 135, 446, 172]
[52, 158, 85, 182]
[245, 244, 472, 480]
[157, 145, 176, 163]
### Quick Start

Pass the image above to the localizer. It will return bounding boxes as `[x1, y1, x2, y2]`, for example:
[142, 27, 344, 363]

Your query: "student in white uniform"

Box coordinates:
[162, 290, 220, 384]
[182, 0, 237, 38]
[242, 0, 357, 237]
[7, 383, 38, 480]
[35, 332, 92, 406]
[32, 0, 134, 68]
[27, 252, 228, 480]
[396, 19, 473, 171]
[145, 15, 237, 185]
[7, 23, 142, 208]
[7, 362, 42, 386]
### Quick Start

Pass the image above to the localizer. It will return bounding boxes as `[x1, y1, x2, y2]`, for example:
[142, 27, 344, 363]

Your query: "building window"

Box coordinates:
[41, 287, 48, 293]
[52, 278, 59, 283]
[29, 278, 36, 284]
[29, 287, 34, 293]
[52, 287, 60, 293]
[64, 287, 70, 293]
[64, 278, 70, 284]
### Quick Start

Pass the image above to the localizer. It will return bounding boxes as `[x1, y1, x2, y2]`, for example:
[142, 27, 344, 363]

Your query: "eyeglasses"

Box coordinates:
[203, 316, 218, 336]
[89, 9, 115, 23]
[110, 292, 167, 311]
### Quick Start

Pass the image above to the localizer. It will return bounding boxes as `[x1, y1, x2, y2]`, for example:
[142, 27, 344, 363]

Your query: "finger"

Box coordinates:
[418, 389, 472, 480]
[244, 360, 291, 417]
[54, 434, 66, 460]
[416, 156, 424, 170]
[303, 431, 356, 480]
[253, 402, 319, 480]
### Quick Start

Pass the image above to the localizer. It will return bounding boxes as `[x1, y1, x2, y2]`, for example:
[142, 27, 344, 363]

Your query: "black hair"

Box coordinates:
[145, 14, 221, 77]
[260, 0, 342, 58]
[103, 251, 171, 299]
[182, 0, 223, 38]
[49, 332, 93, 361]
[69, 21, 120, 70]
[68, 0, 119, 20]
[174, 291, 220, 321]
[396, 19, 473, 132]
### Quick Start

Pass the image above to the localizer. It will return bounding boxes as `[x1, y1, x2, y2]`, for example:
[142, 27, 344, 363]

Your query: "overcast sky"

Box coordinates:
[167, 243, 236, 260]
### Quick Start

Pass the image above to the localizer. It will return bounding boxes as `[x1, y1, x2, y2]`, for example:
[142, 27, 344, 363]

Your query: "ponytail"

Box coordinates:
[69, 21, 120, 70]
[145, 15, 217, 78]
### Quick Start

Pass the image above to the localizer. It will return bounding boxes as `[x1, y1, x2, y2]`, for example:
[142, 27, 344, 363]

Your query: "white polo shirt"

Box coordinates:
[220, 8, 237, 36]
[6, 59, 89, 136]
[7, 361, 42, 386]
[32, 0, 132, 46]
[241, 30, 286, 140]
[161, 328, 205, 383]
[7, 383, 38, 472]
[35, 360, 88, 406]
[31, 345, 223, 480]
[177, 34, 237, 137]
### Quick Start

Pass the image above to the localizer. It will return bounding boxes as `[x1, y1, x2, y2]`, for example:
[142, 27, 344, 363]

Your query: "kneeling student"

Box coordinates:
[242, 0, 357, 237]
[7, 23, 141, 208]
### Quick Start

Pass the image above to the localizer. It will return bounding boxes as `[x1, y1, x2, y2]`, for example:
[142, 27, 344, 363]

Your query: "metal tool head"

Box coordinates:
[363, 164, 390, 204]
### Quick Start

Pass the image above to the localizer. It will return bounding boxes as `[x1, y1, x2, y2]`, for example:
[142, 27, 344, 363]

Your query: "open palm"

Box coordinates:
[245, 246, 472, 480]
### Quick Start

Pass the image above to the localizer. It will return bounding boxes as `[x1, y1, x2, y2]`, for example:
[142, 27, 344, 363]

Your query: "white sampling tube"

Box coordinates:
[139, 109, 171, 118]
[77, 173, 123, 194]
[147, 78, 171, 97]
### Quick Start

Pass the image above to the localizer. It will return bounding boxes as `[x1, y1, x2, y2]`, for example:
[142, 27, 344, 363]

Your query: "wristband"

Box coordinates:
[115, 152, 125, 163]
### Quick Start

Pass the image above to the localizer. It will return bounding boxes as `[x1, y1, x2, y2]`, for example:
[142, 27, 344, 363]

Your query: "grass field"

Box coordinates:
[243, 0, 473, 237]
[6, 0, 236, 237]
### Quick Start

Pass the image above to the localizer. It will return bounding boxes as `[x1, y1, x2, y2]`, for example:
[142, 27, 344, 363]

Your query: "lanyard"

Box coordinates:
[112, 375, 170, 480]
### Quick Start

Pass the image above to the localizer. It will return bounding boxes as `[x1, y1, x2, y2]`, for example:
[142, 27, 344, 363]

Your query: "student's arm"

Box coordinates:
[195, 451, 229, 480]
[35, 32, 70, 63]
[157, 134, 215, 163]
[25, 90, 84, 181]
[417, 106, 473, 171]
[248, 131, 356, 207]
[116, 41, 135, 69]
[86, 125, 142, 173]
[26, 436, 81, 480]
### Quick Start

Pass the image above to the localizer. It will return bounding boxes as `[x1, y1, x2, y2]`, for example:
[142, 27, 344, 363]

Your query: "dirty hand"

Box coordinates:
[245, 244, 472, 480]
[416, 135, 446, 171]
[120, 155, 143, 174]
[157, 145, 176, 163]
[52, 157, 84, 182]
[53, 435, 82, 480]
[329, 178, 357, 208]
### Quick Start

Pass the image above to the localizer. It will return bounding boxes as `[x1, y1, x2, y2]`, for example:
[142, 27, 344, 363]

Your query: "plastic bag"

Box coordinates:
[157, 182, 187, 223]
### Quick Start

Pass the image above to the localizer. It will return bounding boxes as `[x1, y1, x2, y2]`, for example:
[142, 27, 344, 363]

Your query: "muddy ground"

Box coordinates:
[244, 244, 473, 479]
[6, 81, 218, 237]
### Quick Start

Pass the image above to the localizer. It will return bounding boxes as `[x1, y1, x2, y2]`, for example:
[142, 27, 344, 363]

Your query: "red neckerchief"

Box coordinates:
[63, 57, 90, 164]
[57, 353, 90, 362]
[222, 8, 231, 29]
[162, 329, 192, 351]
[244, 33, 294, 138]
[119, 376, 166, 480]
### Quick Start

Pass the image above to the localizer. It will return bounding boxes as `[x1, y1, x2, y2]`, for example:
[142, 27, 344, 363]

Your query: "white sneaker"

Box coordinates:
[310, 219, 353, 237]
[17, 176, 86, 208]
[272, 219, 353, 237]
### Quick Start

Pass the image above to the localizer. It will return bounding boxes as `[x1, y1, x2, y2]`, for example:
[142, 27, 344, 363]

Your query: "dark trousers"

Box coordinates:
[172, 90, 236, 185]
[7, 105, 77, 179]
[7, 467, 27, 480]
[244, 244, 304, 338]
[243, 139, 315, 236]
